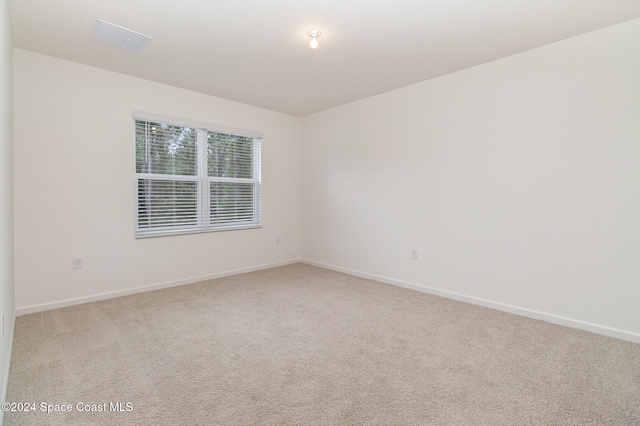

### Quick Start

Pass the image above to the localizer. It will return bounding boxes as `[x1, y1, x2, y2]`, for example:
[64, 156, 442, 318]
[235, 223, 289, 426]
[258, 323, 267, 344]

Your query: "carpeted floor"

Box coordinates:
[4, 263, 640, 425]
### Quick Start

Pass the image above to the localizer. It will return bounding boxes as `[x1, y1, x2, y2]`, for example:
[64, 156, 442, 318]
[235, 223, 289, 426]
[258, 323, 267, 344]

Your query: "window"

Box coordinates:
[134, 114, 261, 237]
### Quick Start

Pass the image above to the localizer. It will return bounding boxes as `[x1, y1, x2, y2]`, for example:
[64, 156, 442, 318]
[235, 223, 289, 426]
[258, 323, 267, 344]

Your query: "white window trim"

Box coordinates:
[133, 112, 263, 139]
[134, 112, 262, 238]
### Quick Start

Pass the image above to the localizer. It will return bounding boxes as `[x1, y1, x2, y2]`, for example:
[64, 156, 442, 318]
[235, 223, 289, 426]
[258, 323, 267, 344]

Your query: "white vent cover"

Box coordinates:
[91, 20, 151, 53]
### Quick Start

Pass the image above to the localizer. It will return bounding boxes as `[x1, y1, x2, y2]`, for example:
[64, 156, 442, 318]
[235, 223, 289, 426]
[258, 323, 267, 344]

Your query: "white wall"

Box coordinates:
[0, 0, 14, 414]
[13, 49, 300, 312]
[301, 18, 640, 342]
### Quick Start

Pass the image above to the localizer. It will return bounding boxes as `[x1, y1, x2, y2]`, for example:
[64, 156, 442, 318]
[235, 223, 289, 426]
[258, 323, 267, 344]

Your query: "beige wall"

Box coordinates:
[0, 0, 14, 414]
[301, 18, 640, 342]
[13, 49, 300, 311]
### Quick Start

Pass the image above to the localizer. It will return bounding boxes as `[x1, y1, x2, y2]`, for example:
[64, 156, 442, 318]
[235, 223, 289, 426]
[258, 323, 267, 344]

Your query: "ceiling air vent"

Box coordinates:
[91, 19, 151, 53]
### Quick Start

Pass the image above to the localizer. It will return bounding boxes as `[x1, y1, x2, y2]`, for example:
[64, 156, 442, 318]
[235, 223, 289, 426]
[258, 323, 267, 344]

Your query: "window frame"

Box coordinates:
[134, 112, 262, 238]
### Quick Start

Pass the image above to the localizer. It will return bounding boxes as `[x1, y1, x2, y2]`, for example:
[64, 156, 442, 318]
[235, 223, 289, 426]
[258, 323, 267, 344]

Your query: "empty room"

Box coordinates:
[1, 0, 639, 424]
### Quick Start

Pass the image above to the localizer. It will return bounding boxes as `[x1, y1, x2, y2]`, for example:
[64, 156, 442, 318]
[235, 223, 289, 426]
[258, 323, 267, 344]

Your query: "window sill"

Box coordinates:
[135, 224, 262, 239]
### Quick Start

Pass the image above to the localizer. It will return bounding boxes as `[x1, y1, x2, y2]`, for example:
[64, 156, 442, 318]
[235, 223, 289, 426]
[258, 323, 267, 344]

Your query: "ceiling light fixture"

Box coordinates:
[307, 29, 321, 49]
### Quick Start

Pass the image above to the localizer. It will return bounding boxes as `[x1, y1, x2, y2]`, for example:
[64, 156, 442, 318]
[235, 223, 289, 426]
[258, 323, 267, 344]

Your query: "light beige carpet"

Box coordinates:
[4, 263, 640, 425]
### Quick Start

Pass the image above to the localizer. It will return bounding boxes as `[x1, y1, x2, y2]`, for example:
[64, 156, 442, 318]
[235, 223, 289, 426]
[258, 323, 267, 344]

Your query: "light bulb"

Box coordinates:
[307, 29, 321, 49]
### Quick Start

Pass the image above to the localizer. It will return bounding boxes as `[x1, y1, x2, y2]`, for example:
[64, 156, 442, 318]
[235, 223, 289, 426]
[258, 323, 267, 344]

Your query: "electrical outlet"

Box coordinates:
[411, 249, 418, 260]
[276, 236, 280, 244]
[72, 257, 83, 269]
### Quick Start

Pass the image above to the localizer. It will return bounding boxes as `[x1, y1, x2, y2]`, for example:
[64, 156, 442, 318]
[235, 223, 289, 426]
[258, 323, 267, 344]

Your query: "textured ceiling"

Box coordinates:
[8, 0, 640, 116]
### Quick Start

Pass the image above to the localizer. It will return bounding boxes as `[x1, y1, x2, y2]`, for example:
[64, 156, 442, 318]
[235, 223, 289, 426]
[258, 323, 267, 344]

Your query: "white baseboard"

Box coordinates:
[15, 258, 640, 344]
[16, 259, 300, 316]
[301, 259, 640, 344]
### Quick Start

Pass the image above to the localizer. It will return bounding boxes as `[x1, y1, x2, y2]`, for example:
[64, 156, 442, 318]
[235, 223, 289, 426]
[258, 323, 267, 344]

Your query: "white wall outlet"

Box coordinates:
[72, 257, 83, 269]
[411, 249, 418, 260]
[276, 236, 280, 244]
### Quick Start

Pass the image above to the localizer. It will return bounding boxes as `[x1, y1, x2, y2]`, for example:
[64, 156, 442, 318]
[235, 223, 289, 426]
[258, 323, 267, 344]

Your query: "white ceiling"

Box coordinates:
[8, 0, 640, 116]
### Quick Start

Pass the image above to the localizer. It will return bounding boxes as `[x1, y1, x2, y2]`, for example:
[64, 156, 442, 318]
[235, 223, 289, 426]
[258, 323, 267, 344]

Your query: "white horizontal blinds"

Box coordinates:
[136, 120, 199, 233]
[137, 179, 198, 230]
[210, 183, 255, 224]
[207, 132, 260, 226]
[207, 132, 254, 179]
[253, 140, 262, 224]
[135, 118, 261, 236]
[135, 121, 198, 176]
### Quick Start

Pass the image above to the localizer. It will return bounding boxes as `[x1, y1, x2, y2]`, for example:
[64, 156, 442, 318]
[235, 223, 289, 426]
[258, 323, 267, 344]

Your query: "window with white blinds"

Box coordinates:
[135, 117, 261, 237]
